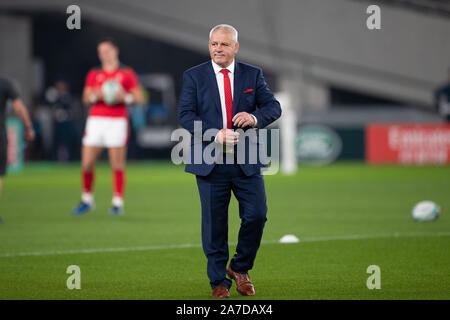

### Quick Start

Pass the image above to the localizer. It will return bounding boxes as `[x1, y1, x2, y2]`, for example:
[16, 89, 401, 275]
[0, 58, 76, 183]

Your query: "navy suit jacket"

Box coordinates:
[178, 60, 281, 176]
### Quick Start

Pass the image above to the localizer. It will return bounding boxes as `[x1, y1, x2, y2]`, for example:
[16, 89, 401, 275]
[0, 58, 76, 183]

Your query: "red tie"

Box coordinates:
[220, 69, 233, 129]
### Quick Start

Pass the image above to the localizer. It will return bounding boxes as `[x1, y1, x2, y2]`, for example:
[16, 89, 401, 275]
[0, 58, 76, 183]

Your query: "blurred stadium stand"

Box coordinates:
[355, 0, 450, 17]
[0, 0, 449, 162]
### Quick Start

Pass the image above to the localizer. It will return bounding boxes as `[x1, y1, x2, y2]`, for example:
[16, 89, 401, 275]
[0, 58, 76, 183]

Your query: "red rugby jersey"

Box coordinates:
[84, 64, 139, 118]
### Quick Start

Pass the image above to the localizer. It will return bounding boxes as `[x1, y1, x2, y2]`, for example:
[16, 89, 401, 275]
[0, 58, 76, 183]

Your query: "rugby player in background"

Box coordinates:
[72, 38, 142, 215]
[0, 78, 35, 197]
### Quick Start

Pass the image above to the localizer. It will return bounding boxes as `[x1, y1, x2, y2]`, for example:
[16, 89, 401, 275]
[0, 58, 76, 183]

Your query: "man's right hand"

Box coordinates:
[84, 87, 103, 105]
[93, 87, 103, 101]
[216, 129, 239, 145]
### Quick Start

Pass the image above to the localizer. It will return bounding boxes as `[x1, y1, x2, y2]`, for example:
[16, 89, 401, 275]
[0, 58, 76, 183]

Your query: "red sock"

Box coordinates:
[113, 170, 125, 198]
[82, 170, 94, 194]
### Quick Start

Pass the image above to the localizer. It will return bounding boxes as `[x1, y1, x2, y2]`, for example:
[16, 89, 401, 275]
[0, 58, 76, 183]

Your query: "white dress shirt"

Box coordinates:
[211, 59, 257, 139]
[211, 59, 235, 130]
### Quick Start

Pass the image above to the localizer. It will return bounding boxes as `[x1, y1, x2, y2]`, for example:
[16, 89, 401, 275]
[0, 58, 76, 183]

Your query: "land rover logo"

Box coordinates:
[295, 125, 342, 165]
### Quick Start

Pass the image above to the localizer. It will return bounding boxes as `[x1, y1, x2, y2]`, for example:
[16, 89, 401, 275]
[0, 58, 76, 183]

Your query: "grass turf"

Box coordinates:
[0, 161, 449, 299]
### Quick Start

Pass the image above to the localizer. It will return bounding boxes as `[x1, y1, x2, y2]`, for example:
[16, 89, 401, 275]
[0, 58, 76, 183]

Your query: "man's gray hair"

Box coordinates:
[209, 24, 238, 42]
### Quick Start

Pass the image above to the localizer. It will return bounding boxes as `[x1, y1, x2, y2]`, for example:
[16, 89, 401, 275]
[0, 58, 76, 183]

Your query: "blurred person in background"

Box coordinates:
[71, 38, 142, 215]
[0, 77, 35, 197]
[434, 68, 450, 122]
[45, 80, 80, 161]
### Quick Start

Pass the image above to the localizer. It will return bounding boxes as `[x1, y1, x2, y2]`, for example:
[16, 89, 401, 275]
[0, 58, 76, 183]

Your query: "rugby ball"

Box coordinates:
[102, 80, 121, 105]
[411, 201, 441, 222]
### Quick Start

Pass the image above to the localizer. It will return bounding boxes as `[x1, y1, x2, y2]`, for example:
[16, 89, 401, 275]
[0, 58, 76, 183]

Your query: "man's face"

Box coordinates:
[97, 42, 119, 65]
[209, 31, 239, 68]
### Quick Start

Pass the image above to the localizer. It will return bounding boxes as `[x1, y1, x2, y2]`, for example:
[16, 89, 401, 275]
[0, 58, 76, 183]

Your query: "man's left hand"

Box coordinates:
[232, 112, 255, 128]
[25, 126, 35, 142]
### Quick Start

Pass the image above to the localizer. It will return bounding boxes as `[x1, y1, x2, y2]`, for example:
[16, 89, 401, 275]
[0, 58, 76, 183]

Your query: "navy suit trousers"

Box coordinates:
[196, 161, 267, 289]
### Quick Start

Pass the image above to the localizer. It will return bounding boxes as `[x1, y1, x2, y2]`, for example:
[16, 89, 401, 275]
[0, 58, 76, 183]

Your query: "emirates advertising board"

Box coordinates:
[366, 123, 450, 165]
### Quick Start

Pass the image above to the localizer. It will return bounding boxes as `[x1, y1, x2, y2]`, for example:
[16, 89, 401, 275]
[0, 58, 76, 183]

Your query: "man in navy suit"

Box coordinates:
[178, 24, 281, 298]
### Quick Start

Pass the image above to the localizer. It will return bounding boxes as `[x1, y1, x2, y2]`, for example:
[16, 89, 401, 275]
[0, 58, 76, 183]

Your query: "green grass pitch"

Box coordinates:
[0, 161, 449, 299]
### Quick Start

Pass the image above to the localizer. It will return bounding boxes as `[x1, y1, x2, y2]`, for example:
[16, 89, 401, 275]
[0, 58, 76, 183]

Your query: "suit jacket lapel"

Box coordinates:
[205, 61, 223, 118]
[233, 62, 244, 117]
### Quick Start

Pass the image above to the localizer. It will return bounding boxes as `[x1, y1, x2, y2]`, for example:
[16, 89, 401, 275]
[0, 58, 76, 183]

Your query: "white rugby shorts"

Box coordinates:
[82, 116, 128, 148]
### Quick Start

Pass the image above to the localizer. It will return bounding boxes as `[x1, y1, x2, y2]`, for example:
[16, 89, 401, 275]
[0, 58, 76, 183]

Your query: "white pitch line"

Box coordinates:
[0, 243, 204, 258]
[1, 231, 449, 258]
[283, 231, 450, 243]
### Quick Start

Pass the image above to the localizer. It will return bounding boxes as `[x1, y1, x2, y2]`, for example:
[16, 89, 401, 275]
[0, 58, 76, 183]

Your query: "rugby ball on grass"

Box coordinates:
[411, 201, 441, 222]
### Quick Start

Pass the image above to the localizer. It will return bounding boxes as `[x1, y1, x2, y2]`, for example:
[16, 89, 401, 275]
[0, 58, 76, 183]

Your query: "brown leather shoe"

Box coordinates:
[212, 285, 230, 298]
[227, 266, 255, 296]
